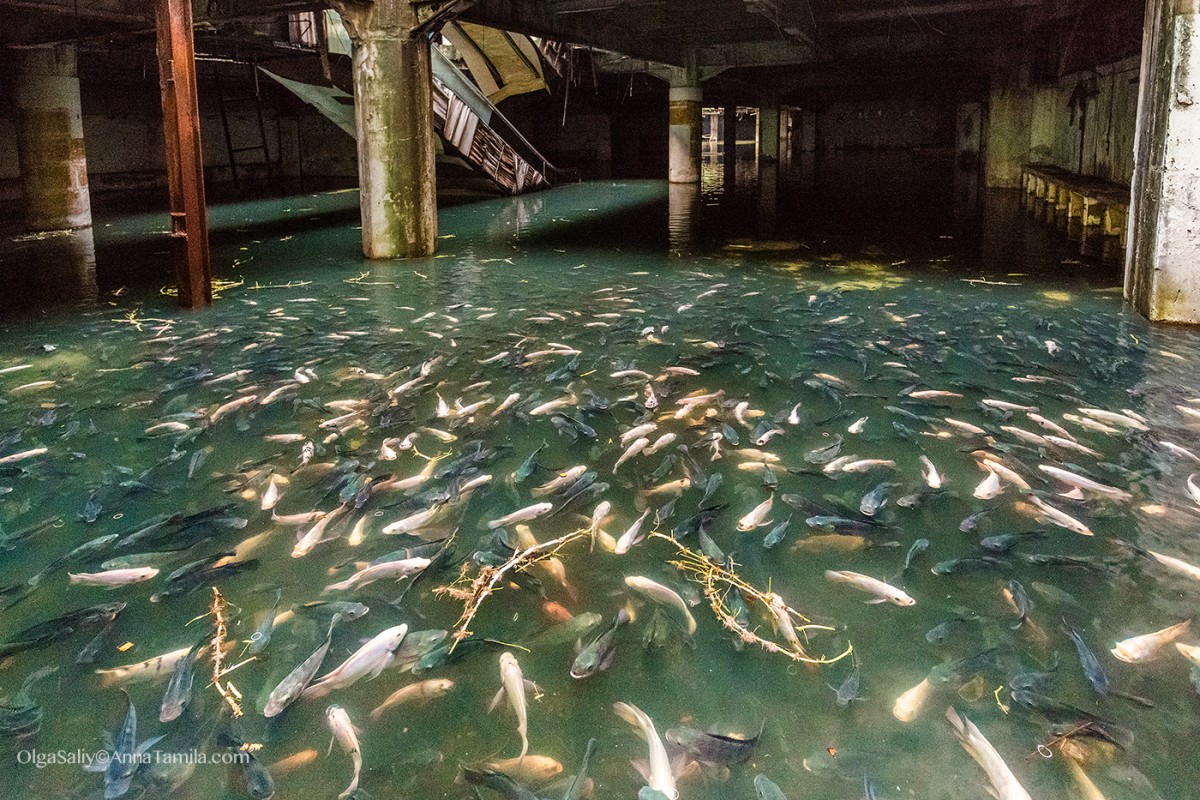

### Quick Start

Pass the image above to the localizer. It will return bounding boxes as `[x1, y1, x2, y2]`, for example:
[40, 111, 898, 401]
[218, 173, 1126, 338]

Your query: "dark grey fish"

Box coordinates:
[160, 637, 206, 722]
[859, 482, 895, 517]
[1005, 580, 1034, 628]
[925, 613, 979, 645]
[560, 738, 598, 800]
[0, 666, 56, 737]
[571, 608, 630, 680]
[804, 436, 843, 464]
[513, 442, 546, 484]
[104, 691, 138, 800]
[262, 615, 339, 718]
[894, 538, 930, 579]
[1063, 623, 1110, 696]
[831, 659, 862, 707]
[959, 510, 988, 532]
[664, 720, 763, 765]
[762, 516, 792, 549]
[459, 765, 541, 800]
[754, 774, 788, 800]
[0, 602, 125, 657]
[701, 473, 723, 505]
[247, 589, 283, 656]
[931, 555, 1010, 575]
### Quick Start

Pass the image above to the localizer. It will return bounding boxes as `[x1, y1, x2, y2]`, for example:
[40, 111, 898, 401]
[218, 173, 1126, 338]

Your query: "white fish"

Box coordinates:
[303, 624, 409, 699]
[1148, 550, 1200, 581]
[612, 702, 677, 800]
[531, 466, 587, 497]
[323, 558, 430, 593]
[841, 458, 894, 473]
[1080, 408, 1148, 431]
[825, 570, 915, 606]
[369, 678, 455, 721]
[1044, 436, 1101, 457]
[0, 447, 47, 466]
[643, 433, 677, 456]
[588, 501, 611, 548]
[492, 392, 521, 416]
[620, 423, 657, 445]
[1161, 440, 1200, 464]
[1188, 474, 1200, 507]
[326, 705, 362, 799]
[945, 706, 1032, 800]
[487, 502, 554, 530]
[787, 402, 803, 425]
[847, 416, 868, 434]
[973, 468, 1002, 500]
[1038, 465, 1131, 502]
[347, 517, 369, 547]
[209, 394, 257, 424]
[613, 438, 649, 474]
[530, 394, 577, 416]
[1026, 412, 1074, 440]
[919, 455, 943, 489]
[382, 505, 442, 535]
[982, 399, 1037, 412]
[736, 495, 774, 531]
[615, 509, 651, 554]
[893, 677, 932, 722]
[95, 646, 193, 688]
[1175, 641, 1200, 666]
[1027, 495, 1092, 536]
[1111, 620, 1191, 663]
[489, 652, 534, 758]
[68, 568, 159, 588]
[944, 418, 987, 436]
[292, 507, 345, 558]
[625, 576, 696, 636]
[260, 476, 283, 511]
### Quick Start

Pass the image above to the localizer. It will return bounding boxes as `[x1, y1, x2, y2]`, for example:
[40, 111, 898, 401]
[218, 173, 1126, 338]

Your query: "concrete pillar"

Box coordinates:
[759, 101, 781, 164]
[12, 44, 91, 232]
[333, 0, 437, 258]
[723, 105, 737, 187]
[1125, 0, 1200, 322]
[984, 70, 1033, 188]
[668, 54, 702, 183]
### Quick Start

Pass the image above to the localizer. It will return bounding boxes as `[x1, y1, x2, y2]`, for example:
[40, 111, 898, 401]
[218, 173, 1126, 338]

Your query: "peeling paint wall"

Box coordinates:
[987, 56, 1141, 188]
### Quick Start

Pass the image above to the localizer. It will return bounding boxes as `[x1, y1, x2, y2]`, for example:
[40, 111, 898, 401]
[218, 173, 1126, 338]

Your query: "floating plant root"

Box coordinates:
[650, 532, 852, 666]
[434, 527, 591, 652]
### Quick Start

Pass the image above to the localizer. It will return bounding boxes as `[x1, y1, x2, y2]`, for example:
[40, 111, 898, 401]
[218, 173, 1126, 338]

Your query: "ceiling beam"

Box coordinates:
[830, 0, 1041, 24]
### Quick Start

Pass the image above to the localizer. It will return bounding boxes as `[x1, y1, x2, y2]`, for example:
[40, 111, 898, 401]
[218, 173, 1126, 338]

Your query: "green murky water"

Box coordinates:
[1, 179, 1200, 800]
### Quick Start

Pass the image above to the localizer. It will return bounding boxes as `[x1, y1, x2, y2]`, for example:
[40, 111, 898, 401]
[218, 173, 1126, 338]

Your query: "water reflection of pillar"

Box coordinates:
[1122, 323, 1200, 607]
[668, 182, 700, 254]
[2, 227, 98, 309]
[757, 157, 778, 235]
[723, 105, 738, 190]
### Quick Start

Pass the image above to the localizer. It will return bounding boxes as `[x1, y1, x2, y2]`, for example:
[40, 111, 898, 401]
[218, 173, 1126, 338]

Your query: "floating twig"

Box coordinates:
[434, 527, 590, 652]
[649, 532, 852, 666]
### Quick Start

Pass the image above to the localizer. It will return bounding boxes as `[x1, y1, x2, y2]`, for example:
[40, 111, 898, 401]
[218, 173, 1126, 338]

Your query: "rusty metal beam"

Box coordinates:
[155, 0, 213, 308]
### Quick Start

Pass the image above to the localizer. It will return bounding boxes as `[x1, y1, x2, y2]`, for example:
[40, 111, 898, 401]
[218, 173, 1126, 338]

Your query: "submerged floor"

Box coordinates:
[0, 176, 1199, 799]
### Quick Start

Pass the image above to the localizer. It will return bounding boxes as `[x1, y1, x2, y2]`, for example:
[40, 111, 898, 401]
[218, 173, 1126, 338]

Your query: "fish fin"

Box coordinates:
[524, 679, 543, 699]
[573, 639, 582, 657]
[487, 686, 506, 714]
[865, 598, 888, 605]
[327, 735, 335, 756]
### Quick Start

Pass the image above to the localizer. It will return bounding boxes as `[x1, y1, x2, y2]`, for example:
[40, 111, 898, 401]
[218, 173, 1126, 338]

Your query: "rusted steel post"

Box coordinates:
[155, 0, 212, 308]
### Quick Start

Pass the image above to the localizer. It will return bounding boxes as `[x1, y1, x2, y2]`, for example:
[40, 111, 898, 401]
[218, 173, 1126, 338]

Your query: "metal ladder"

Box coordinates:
[211, 59, 273, 186]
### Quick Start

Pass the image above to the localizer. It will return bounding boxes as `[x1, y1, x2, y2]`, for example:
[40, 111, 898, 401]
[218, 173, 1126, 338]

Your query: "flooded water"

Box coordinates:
[2, 175, 1200, 800]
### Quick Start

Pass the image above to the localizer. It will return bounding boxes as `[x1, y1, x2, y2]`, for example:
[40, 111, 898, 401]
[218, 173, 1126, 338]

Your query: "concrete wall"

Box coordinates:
[986, 56, 1140, 187]
[0, 61, 359, 205]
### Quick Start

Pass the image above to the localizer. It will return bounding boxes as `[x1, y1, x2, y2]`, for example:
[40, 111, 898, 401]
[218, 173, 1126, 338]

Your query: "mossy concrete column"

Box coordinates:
[333, 0, 437, 259]
[1126, 0, 1200, 322]
[668, 54, 702, 184]
[13, 44, 91, 232]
